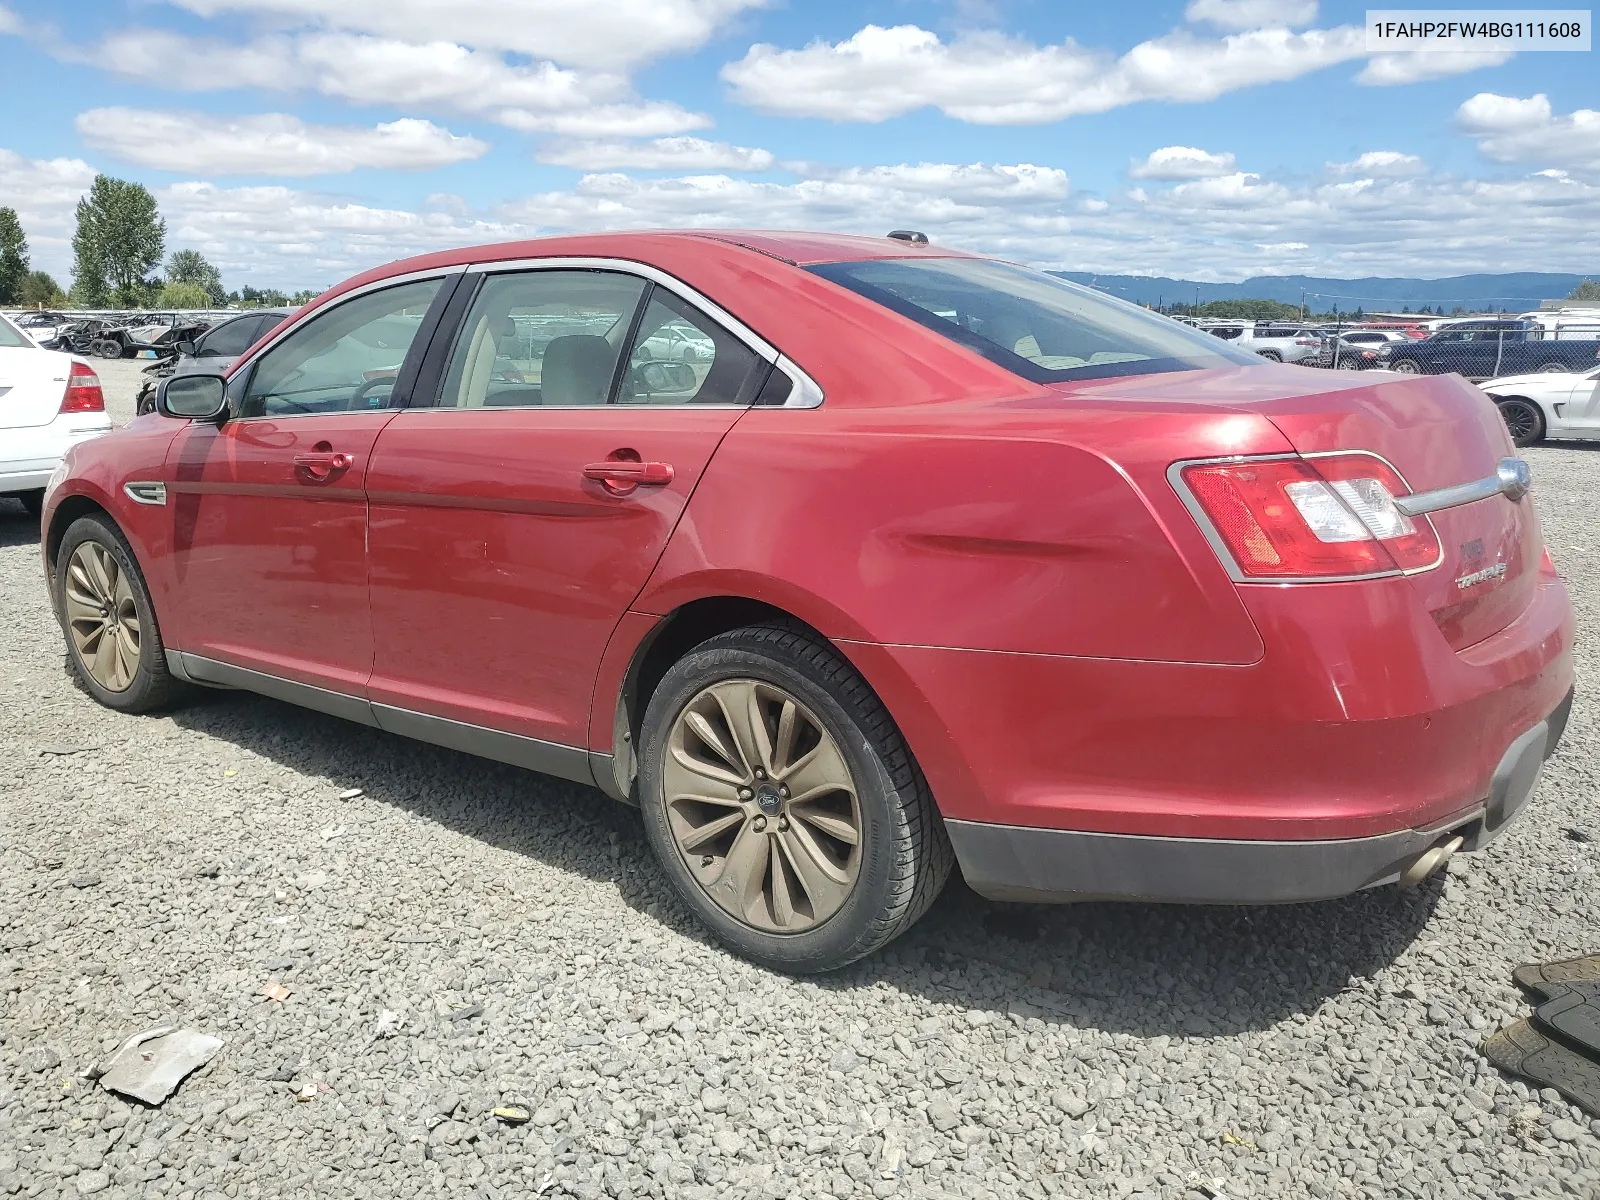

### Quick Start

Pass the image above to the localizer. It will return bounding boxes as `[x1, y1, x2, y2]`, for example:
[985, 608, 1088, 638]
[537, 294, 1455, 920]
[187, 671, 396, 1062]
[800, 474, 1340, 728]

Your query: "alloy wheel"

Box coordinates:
[663, 679, 863, 933]
[63, 541, 141, 692]
[1499, 401, 1539, 444]
[1390, 359, 1420, 374]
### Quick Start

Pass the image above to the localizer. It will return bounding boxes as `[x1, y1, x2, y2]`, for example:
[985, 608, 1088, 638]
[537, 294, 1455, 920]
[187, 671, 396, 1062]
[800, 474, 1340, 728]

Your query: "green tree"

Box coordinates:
[232, 285, 290, 308]
[1194, 298, 1303, 321]
[290, 288, 321, 306]
[19, 270, 65, 307]
[166, 249, 225, 305]
[71, 175, 165, 308]
[0, 207, 28, 304]
[158, 281, 212, 309]
[1567, 278, 1600, 302]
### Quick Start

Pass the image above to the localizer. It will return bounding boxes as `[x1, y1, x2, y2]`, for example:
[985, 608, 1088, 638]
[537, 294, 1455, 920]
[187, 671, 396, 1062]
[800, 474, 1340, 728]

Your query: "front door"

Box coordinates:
[365, 267, 768, 751]
[164, 276, 447, 693]
[1561, 369, 1600, 429]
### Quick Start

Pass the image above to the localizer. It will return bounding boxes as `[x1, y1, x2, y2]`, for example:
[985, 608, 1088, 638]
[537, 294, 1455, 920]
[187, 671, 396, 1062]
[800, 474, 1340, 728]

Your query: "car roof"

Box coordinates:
[311, 229, 976, 309]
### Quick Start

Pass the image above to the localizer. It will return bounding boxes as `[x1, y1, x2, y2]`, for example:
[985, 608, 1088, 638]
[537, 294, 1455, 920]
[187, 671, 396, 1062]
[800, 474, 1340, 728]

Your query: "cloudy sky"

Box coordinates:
[1, 0, 1596, 293]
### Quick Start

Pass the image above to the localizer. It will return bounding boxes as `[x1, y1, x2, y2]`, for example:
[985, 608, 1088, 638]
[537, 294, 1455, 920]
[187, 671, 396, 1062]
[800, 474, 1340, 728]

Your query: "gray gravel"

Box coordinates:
[2, 436, 1598, 1200]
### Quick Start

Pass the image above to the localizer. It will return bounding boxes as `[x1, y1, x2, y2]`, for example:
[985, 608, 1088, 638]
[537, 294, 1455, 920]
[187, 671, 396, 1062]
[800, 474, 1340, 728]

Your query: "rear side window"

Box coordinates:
[438, 270, 646, 409]
[809, 257, 1260, 383]
[0, 317, 28, 348]
[619, 289, 762, 405]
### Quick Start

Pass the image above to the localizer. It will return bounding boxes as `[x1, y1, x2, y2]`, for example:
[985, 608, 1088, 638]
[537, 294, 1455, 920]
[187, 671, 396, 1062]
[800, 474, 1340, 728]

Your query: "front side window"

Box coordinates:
[239, 279, 441, 418]
[810, 257, 1261, 383]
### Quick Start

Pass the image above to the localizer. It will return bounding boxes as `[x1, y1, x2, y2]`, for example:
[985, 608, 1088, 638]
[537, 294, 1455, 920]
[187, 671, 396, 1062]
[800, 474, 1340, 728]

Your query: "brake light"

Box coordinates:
[1179, 454, 1439, 579]
[60, 361, 105, 414]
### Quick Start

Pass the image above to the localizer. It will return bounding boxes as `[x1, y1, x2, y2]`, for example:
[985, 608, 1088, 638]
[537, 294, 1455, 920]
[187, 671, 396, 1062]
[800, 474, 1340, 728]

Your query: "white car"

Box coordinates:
[0, 314, 112, 517]
[1481, 364, 1600, 447]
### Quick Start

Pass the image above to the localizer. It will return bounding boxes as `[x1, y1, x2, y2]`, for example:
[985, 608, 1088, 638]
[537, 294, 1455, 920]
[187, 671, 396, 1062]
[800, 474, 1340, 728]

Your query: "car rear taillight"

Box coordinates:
[1178, 454, 1440, 580]
[60, 361, 105, 413]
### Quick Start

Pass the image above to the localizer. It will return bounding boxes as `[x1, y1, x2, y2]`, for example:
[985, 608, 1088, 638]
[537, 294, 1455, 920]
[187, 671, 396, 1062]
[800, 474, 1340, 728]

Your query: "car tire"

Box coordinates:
[55, 515, 186, 713]
[1536, 361, 1569, 373]
[1256, 350, 1282, 362]
[135, 385, 156, 416]
[1496, 398, 1546, 447]
[92, 339, 122, 359]
[637, 623, 953, 973]
[1389, 358, 1421, 374]
[15, 489, 44, 519]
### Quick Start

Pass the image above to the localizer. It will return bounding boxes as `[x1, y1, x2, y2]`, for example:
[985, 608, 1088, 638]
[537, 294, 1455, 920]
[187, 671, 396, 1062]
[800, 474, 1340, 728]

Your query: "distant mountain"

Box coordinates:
[1049, 272, 1599, 313]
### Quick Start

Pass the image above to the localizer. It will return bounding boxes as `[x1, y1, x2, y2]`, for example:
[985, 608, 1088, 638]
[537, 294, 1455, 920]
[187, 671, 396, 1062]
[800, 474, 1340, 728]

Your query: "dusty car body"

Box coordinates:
[40, 230, 1575, 971]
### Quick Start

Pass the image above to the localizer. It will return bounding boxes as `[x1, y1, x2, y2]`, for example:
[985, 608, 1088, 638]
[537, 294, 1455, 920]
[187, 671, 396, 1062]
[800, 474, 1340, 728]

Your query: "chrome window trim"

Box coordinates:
[462, 256, 825, 409]
[225, 265, 466, 389]
[1167, 449, 1444, 585]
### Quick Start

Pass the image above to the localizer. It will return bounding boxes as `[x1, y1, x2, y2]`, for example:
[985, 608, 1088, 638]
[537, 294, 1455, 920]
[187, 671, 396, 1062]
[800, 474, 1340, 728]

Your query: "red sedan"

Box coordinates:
[41, 231, 1575, 973]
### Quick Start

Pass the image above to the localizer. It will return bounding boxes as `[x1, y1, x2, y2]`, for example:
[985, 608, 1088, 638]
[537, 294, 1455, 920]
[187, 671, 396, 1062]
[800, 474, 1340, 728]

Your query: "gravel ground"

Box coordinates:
[1, 428, 1597, 1200]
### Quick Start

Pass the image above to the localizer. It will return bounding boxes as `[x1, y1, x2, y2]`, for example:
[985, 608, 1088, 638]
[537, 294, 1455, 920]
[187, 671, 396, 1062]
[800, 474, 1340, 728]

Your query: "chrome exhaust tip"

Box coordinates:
[1399, 835, 1466, 889]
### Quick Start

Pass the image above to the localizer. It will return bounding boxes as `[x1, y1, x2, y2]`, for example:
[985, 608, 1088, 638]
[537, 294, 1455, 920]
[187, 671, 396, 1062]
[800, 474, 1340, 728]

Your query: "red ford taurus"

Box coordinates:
[41, 231, 1575, 972]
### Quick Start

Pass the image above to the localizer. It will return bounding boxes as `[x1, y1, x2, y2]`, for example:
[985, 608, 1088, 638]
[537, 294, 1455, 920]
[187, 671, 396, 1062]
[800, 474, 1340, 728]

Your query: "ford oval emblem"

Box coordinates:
[1496, 458, 1532, 503]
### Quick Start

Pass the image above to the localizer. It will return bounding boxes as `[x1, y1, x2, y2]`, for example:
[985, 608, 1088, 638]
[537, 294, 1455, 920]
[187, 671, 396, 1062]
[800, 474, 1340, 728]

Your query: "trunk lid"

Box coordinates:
[1063, 366, 1542, 651]
[0, 347, 70, 430]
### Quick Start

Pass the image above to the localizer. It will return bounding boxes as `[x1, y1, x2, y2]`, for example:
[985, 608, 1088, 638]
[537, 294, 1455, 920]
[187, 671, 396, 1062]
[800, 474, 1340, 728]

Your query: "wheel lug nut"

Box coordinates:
[752, 816, 767, 832]
[778, 785, 788, 798]
[754, 768, 766, 780]
[701, 855, 713, 867]
[778, 817, 789, 831]
[738, 787, 753, 801]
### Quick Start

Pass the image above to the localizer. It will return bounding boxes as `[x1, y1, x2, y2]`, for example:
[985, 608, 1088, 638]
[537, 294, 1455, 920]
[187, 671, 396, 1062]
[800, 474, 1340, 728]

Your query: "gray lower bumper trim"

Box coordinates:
[946, 819, 1465, 905]
[950, 694, 1568, 905]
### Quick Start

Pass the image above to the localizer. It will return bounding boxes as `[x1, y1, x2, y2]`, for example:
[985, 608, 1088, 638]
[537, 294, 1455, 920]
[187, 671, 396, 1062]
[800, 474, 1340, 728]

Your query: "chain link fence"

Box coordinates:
[1188, 314, 1600, 382]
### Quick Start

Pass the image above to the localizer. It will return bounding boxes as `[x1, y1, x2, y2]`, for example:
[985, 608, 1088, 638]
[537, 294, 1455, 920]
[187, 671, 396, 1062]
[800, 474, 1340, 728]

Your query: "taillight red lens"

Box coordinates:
[61, 361, 105, 414]
[1180, 454, 1439, 579]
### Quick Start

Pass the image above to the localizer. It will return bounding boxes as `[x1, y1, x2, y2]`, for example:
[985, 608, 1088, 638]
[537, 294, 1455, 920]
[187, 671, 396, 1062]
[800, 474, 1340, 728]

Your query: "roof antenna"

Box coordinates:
[886, 230, 929, 245]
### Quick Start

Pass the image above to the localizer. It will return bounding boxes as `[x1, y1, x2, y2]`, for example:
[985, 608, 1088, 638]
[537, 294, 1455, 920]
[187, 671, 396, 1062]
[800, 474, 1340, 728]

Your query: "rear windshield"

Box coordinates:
[0, 316, 32, 348]
[808, 257, 1261, 383]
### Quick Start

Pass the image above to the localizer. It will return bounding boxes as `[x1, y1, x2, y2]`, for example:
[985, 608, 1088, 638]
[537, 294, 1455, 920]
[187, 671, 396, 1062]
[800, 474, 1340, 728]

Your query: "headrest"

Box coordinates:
[496, 316, 518, 340]
[541, 335, 614, 406]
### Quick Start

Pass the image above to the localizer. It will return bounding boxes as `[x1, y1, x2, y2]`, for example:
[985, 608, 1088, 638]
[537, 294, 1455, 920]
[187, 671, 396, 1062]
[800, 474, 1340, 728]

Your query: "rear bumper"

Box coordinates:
[1, 422, 112, 494]
[950, 687, 1572, 904]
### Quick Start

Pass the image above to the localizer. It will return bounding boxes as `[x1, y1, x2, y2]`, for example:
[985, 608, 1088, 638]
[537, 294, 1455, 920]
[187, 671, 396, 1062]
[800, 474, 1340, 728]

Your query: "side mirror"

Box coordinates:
[174, 339, 197, 356]
[157, 374, 228, 421]
[632, 360, 696, 395]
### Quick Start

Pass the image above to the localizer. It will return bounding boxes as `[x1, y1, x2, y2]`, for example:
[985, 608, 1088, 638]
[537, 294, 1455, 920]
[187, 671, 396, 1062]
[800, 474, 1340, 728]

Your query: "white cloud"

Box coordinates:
[8, 135, 1600, 295]
[1130, 146, 1237, 180]
[70, 30, 710, 137]
[537, 137, 775, 171]
[722, 23, 1368, 123]
[1328, 150, 1425, 177]
[1457, 93, 1600, 176]
[0, 3, 21, 35]
[75, 109, 488, 175]
[164, 0, 766, 71]
[0, 149, 98, 271]
[1184, 0, 1318, 31]
[1356, 50, 1514, 85]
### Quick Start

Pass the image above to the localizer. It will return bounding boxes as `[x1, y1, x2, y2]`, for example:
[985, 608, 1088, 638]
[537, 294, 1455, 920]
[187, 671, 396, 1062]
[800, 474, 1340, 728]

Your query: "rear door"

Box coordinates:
[164, 276, 450, 692]
[365, 265, 771, 751]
